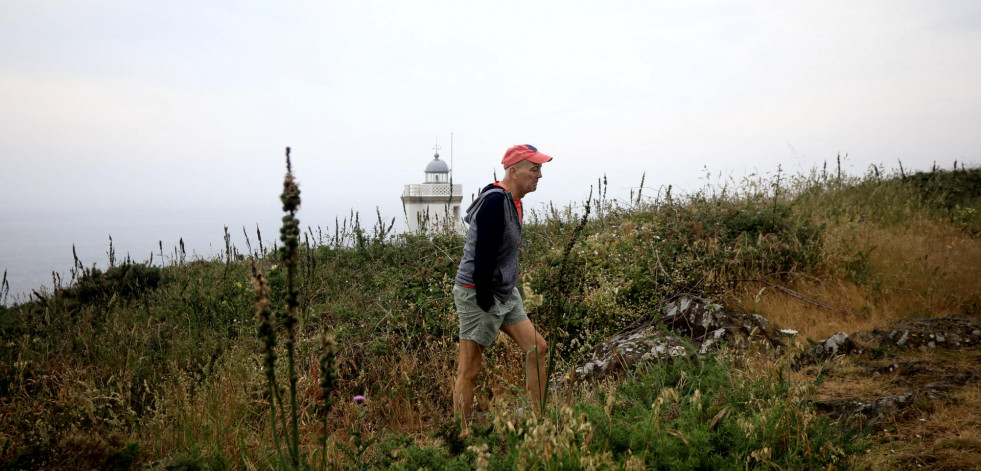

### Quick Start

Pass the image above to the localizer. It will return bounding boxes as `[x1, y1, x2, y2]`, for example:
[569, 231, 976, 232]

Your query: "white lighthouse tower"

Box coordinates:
[401, 144, 464, 234]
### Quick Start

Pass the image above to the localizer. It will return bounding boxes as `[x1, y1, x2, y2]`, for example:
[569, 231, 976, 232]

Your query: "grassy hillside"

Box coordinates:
[1, 159, 979, 469]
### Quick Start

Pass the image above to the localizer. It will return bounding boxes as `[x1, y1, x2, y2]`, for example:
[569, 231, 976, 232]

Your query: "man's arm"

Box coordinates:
[472, 192, 506, 311]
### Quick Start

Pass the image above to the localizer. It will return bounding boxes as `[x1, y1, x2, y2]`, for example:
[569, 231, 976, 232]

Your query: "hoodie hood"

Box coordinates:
[463, 184, 506, 225]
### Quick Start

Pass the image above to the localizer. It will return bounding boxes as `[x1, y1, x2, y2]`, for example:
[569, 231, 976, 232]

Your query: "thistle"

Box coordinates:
[338, 394, 377, 468]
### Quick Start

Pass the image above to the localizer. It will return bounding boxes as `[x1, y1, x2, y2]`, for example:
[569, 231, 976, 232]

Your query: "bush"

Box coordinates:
[59, 262, 161, 307]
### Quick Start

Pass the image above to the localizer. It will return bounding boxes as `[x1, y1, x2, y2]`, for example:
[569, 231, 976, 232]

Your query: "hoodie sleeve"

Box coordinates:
[473, 191, 506, 310]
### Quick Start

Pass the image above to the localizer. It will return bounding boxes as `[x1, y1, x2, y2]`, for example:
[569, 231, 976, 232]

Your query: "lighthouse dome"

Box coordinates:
[425, 153, 449, 173]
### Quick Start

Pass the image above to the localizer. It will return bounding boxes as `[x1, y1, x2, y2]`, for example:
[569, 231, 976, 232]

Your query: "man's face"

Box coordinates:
[511, 159, 543, 195]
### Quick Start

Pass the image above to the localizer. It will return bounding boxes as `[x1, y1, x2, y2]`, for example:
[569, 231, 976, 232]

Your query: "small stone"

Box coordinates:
[928, 341, 936, 349]
[825, 332, 849, 353]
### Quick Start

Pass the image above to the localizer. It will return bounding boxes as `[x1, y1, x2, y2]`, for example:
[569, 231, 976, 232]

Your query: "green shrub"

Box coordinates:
[58, 262, 161, 309]
[164, 444, 228, 471]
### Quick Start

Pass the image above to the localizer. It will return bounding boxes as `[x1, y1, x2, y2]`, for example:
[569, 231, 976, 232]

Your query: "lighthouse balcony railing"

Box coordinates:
[403, 183, 462, 197]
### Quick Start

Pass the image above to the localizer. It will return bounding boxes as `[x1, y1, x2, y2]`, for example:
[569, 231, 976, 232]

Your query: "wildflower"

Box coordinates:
[353, 395, 366, 404]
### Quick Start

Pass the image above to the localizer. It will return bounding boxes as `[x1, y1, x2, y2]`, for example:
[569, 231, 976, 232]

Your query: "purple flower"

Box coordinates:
[859, 217, 868, 223]
[353, 395, 366, 404]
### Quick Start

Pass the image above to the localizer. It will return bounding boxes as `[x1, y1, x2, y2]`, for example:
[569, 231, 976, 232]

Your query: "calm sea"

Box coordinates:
[0, 207, 310, 306]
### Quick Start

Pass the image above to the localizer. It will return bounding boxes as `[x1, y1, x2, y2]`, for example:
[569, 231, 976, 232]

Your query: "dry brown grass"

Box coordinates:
[840, 355, 981, 471]
[726, 217, 981, 341]
[723, 214, 981, 470]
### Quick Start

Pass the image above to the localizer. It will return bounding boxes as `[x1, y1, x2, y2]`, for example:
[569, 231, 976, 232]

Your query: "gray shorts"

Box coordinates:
[453, 285, 528, 347]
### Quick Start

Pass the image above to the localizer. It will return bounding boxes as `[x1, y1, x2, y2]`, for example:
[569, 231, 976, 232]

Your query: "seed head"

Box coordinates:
[319, 333, 339, 393]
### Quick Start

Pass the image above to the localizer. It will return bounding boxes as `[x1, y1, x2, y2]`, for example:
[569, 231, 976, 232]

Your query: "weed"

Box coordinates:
[251, 148, 339, 469]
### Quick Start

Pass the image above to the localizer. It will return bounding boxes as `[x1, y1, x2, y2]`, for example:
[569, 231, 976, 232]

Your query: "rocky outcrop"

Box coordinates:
[859, 314, 981, 350]
[796, 331, 860, 365]
[811, 373, 978, 429]
[568, 326, 689, 382]
[657, 296, 787, 352]
[567, 296, 788, 383]
[800, 314, 981, 365]
[569, 300, 981, 384]
[812, 393, 917, 430]
[566, 296, 981, 432]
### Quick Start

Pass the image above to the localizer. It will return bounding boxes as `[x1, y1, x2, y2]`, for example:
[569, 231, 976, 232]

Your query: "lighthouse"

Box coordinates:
[401, 144, 464, 234]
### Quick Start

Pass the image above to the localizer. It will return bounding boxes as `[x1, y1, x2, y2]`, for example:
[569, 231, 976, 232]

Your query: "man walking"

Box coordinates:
[452, 144, 552, 430]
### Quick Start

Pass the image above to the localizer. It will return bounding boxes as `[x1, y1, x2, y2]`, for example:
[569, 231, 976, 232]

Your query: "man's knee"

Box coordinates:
[535, 335, 548, 358]
[524, 336, 548, 363]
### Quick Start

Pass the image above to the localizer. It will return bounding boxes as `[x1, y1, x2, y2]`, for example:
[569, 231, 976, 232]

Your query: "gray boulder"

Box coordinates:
[568, 296, 787, 383]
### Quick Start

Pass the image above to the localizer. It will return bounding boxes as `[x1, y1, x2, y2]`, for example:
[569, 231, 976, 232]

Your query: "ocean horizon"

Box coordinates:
[0, 205, 384, 306]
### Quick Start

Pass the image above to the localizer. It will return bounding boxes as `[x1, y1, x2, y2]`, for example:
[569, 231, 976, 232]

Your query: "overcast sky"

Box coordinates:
[2, 0, 979, 224]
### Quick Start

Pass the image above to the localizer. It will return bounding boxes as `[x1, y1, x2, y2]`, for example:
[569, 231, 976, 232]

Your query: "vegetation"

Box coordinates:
[0, 156, 978, 469]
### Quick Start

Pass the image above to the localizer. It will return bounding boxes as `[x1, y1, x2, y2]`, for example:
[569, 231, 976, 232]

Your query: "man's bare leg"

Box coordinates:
[454, 339, 484, 432]
[501, 320, 548, 411]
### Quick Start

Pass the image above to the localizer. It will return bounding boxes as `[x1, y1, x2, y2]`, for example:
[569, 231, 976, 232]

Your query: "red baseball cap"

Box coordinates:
[502, 144, 553, 169]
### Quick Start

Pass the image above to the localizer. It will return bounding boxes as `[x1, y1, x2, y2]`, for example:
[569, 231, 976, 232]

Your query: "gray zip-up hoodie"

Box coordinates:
[454, 183, 522, 308]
